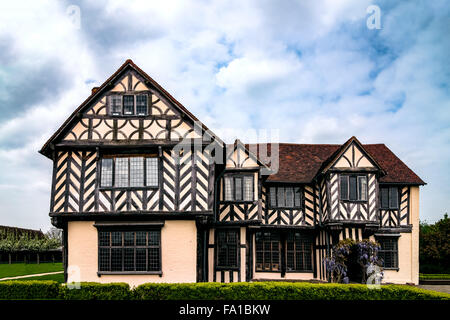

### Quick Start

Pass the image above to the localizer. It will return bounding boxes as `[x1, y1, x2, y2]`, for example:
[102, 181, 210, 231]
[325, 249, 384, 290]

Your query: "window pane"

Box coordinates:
[285, 187, 294, 207]
[146, 158, 158, 187]
[389, 187, 398, 208]
[123, 95, 134, 115]
[99, 231, 110, 246]
[136, 248, 146, 271]
[340, 176, 348, 200]
[136, 95, 148, 115]
[136, 231, 146, 246]
[148, 248, 160, 271]
[110, 95, 122, 115]
[224, 176, 233, 201]
[270, 187, 277, 207]
[111, 248, 122, 271]
[380, 187, 389, 208]
[349, 176, 357, 201]
[130, 157, 144, 187]
[100, 159, 113, 187]
[124, 248, 134, 271]
[99, 248, 110, 271]
[111, 231, 122, 246]
[294, 188, 301, 207]
[124, 232, 134, 246]
[235, 177, 242, 200]
[243, 176, 253, 201]
[115, 158, 129, 187]
[277, 187, 285, 207]
[148, 231, 160, 246]
[358, 176, 367, 201]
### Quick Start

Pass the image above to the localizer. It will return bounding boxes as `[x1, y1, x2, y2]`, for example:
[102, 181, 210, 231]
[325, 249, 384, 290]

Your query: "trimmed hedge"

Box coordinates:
[0, 280, 61, 300]
[0, 281, 448, 300]
[133, 282, 450, 300]
[61, 282, 131, 300]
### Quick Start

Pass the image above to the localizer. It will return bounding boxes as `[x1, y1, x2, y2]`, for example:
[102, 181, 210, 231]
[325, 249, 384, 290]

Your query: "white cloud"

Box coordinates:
[0, 0, 448, 230]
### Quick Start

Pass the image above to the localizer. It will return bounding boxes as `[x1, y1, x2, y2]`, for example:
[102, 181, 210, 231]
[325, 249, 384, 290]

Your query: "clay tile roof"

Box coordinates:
[246, 143, 425, 185]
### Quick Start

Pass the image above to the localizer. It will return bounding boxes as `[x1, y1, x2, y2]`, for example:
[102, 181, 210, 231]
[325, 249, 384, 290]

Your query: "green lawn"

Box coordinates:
[420, 273, 450, 280]
[3, 273, 65, 283]
[0, 263, 63, 278]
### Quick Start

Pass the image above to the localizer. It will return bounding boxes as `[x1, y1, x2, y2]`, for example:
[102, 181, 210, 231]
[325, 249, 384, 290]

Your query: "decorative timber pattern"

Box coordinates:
[51, 147, 213, 213]
[380, 187, 410, 227]
[52, 150, 98, 213]
[326, 173, 377, 222]
[219, 203, 259, 222]
[332, 142, 375, 169]
[61, 71, 201, 143]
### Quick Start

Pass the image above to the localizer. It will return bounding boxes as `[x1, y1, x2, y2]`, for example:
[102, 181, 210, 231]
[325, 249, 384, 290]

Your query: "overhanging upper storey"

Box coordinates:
[39, 59, 223, 160]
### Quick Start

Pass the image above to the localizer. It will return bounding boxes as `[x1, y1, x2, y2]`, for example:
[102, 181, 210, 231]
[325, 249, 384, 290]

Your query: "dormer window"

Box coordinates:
[109, 94, 148, 116]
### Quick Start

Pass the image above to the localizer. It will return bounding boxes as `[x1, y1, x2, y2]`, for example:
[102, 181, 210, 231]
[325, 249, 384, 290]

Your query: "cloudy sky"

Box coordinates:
[0, 0, 448, 231]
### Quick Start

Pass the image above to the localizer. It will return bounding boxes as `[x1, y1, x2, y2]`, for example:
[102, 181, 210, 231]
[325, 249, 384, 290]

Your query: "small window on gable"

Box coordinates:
[136, 95, 148, 115]
[110, 95, 122, 115]
[123, 95, 134, 115]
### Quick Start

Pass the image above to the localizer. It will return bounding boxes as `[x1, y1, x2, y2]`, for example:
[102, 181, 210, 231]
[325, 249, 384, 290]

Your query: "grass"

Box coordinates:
[3, 273, 65, 283]
[419, 273, 450, 280]
[0, 263, 63, 278]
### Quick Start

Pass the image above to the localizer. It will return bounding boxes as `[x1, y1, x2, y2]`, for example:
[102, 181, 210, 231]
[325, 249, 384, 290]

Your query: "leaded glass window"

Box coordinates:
[123, 95, 134, 115]
[136, 95, 148, 115]
[98, 229, 161, 273]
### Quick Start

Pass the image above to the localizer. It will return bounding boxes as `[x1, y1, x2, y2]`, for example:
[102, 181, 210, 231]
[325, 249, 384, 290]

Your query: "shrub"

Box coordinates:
[61, 282, 131, 300]
[0, 281, 448, 300]
[133, 282, 450, 300]
[0, 280, 61, 300]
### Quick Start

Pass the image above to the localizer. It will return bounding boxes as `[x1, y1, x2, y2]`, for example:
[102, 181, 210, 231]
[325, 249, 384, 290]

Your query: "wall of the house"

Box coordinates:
[67, 220, 197, 287]
[51, 147, 214, 214]
[383, 186, 419, 285]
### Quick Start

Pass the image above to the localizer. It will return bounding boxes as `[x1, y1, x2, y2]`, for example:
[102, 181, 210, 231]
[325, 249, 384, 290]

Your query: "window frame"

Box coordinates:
[376, 236, 399, 270]
[285, 232, 314, 272]
[222, 173, 255, 203]
[254, 231, 313, 273]
[268, 185, 303, 209]
[99, 154, 160, 189]
[108, 93, 149, 116]
[339, 174, 368, 202]
[96, 227, 162, 275]
[379, 186, 400, 209]
[255, 231, 281, 272]
[215, 229, 240, 270]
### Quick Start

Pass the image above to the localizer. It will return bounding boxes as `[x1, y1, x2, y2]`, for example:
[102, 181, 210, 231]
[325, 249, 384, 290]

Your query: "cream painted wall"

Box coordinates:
[67, 220, 197, 287]
[383, 186, 420, 285]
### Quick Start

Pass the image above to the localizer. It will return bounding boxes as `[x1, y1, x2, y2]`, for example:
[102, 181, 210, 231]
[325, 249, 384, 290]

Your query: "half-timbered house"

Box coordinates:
[40, 60, 425, 286]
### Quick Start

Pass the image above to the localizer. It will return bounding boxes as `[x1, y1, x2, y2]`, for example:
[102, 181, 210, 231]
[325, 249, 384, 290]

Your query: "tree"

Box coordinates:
[420, 213, 450, 273]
